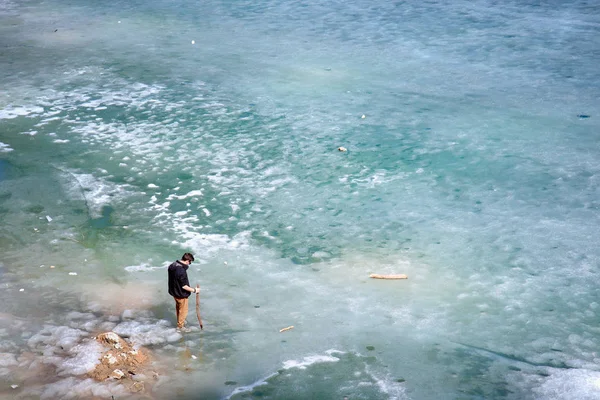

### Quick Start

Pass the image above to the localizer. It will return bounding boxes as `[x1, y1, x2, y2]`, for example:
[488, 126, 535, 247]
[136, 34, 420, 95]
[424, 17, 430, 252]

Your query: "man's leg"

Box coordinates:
[174, 297, 189, 328]
[180, 297, 189, 326]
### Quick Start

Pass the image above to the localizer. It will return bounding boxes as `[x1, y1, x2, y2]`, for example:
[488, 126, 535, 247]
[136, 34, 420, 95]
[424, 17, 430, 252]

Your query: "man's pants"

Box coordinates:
[174, 297, 189, 328]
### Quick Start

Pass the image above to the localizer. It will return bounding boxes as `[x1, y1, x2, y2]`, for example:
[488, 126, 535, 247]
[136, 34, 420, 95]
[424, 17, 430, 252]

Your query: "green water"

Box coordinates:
[1, 0, 600, 399]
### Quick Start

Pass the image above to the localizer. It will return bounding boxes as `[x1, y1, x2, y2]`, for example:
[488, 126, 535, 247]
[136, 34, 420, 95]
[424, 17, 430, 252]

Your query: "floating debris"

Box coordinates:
[45, 215, 53, 222]
[279, 325, 294, 333]
[338, 147, 347, 152]
[69, 272, 78, 276]
[369, 273, 408, 280]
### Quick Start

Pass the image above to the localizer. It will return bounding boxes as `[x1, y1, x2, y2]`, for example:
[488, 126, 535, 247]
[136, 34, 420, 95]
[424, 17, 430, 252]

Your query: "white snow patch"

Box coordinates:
[0, 106, 44, 120]
[112, 319, 176, 346]
[166, 189, 203, 200]
[533, 368, 600, 400]
[0, 142, 13, 152]
[282, 350, 342, 370]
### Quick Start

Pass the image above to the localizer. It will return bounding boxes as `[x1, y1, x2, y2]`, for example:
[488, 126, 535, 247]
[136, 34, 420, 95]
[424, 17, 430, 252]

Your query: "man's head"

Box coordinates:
[181, 252, 195, 265]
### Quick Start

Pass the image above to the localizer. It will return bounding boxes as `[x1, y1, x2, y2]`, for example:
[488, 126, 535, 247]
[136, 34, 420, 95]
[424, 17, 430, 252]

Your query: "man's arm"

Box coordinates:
[182, 285, 198, 293]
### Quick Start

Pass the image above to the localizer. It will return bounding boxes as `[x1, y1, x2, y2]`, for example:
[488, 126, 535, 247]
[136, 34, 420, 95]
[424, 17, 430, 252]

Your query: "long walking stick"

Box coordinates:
[195, 283, 203, 330]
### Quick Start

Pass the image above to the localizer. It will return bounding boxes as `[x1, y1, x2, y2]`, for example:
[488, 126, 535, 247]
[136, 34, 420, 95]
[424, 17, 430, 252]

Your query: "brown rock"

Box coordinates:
[97, 332, 121, 347]
[89, 332, 152, 393]
[110, 369, 125, 379]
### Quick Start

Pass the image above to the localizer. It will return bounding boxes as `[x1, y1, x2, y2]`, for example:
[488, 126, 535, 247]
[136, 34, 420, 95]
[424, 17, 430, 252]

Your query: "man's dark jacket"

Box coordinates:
[168, 260, 191, 298]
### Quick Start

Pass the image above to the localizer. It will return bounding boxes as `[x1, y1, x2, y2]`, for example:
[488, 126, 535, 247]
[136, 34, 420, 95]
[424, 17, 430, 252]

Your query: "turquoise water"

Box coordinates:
[1, 0, 599, 398]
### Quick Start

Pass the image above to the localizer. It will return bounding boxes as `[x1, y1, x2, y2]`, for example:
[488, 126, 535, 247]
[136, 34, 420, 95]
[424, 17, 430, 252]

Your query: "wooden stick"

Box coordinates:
[279, 326, 294, 333]
[369, 273, 408, 280]
[196, 284, 203, 330]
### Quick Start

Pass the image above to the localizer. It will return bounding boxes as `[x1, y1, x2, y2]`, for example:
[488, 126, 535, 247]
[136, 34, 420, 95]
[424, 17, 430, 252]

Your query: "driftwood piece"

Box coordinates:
[196, 284, 203, 330]
[369, 274, 408, 280]
[279, 326, 294, 333]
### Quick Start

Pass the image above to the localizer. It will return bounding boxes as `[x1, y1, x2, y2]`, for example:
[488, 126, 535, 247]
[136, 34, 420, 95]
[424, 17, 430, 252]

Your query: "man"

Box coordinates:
[167, 252, 199, 332]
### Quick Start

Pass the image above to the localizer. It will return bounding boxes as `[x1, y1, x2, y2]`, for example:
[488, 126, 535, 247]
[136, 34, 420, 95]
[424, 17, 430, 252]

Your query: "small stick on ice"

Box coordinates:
[279, 325, 294, 333]
[369, 274, 408, 280]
